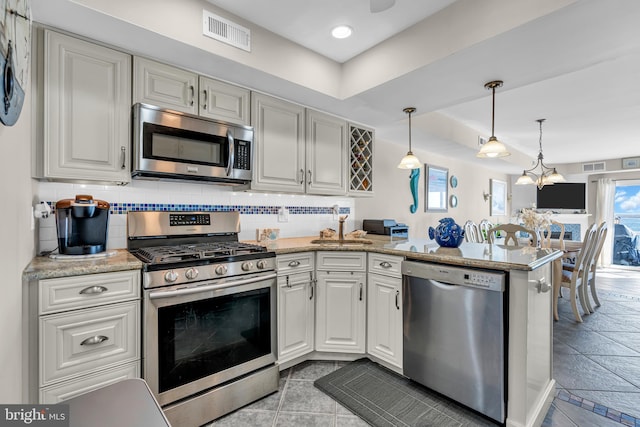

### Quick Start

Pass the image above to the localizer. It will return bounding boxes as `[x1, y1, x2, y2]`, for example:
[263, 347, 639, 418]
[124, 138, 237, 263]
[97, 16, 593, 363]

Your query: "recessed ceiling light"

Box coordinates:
[331, 25, 352, 39]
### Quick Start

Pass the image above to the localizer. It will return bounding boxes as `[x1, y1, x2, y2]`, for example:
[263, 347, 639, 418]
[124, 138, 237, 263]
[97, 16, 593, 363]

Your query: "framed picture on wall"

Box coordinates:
[490, 179, 507, 216]
[425, 164, 448, 212]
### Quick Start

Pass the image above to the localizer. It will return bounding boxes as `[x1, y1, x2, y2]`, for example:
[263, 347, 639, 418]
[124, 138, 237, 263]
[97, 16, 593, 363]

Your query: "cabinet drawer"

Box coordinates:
[368, 253, 403, 278]
[39, 361, 140, 404]
[40, 301, 140, 386]
[316, 251, 366, 272]
[278, 271, 314, 287]
[277, 252, 314, 274]
[39, 270, 140, 315]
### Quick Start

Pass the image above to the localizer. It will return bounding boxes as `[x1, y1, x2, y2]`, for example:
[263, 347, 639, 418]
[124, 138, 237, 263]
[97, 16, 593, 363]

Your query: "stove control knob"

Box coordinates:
[185, 268, 199, 280]
[256, 260, 269, 270]
[164, 270, 179, 283]
[215, 265, 228, 276]
[241, 261, 254, 271]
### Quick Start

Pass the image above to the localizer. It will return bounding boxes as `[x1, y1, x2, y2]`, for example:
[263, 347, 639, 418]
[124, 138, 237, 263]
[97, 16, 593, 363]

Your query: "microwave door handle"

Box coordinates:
[226, 131, 235, 177]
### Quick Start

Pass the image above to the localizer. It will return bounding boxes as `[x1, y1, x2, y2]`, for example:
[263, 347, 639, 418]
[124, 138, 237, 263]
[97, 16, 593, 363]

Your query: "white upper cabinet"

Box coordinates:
[305, 109, 348, 196]
[249, 92, 347, 195]
[133, 57, 250, 126]
[133, 56, 197, 114]
[250, 92, 306, 193]
[199, 76, 250, 125]
[37, 29, 132, 184]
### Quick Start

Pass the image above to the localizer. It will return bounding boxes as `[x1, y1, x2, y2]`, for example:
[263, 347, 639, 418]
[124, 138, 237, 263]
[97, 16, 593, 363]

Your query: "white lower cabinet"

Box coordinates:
[277, 253, 315, 364]
[277, 271, 315, 363]
[315, 252, 366, 353]
[29, 270, 141, 403]
[367, 273, 403, 368]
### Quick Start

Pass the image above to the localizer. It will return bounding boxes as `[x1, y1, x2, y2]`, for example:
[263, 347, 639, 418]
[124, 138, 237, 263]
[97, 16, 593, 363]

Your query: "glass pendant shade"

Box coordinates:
[398, 107, 421, 169]
[477, 136, 510, 158]
[398, 152, 421, 169]
[515, 172, 535, 185]
[548, 168, 566, 183]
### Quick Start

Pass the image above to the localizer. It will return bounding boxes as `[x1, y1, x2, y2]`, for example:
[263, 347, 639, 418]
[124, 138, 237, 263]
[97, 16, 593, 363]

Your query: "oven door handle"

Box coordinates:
[148, 273, 277, 300]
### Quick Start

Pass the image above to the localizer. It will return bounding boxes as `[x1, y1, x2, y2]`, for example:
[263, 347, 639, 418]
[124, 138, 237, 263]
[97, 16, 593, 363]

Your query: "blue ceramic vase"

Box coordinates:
[428, 217, 465, 248]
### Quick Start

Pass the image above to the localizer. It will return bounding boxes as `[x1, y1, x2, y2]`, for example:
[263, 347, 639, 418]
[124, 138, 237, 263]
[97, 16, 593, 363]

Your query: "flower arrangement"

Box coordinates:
[519, 208, 552, 230]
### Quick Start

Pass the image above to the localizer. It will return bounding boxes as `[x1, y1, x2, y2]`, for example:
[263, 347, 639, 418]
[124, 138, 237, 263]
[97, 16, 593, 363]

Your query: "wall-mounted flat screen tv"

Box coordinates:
[536, 182, 586, 210]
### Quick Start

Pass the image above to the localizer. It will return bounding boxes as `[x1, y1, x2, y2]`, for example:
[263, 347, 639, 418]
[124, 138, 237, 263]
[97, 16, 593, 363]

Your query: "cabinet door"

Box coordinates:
[199, 76, 250, 125]
[133, 56, 197, 114]
[44, 30, 131, 184]
[306, 109, 347, 196]
[277, 272, 315, 363]
[367, 273, 403, 368]
[250, 92, 305, 193]
[315, 271, 366, 353]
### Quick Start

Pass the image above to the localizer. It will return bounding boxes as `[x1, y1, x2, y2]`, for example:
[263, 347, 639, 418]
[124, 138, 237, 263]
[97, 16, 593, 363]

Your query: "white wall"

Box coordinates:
[355, 139, 511, 238]
[0, 97, 35, 402]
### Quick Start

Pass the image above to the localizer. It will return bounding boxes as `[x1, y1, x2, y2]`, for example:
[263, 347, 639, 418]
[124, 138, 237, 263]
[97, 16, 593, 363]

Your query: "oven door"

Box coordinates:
[143, 271, 277, 407]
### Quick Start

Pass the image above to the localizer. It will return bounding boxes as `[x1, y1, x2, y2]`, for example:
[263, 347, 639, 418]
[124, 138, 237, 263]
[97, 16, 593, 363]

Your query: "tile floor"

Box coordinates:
[209, 267, 640, 427]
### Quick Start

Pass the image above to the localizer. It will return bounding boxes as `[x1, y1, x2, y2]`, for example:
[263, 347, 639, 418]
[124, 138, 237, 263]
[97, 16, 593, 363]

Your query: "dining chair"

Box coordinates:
[540, 220, 565, 250]
[464, 220, 481, 243]
[554, 224, 598, 322]
[487, 224, 537, 247]
[478, 219, 493, 243]
[583, 222, 608, 312]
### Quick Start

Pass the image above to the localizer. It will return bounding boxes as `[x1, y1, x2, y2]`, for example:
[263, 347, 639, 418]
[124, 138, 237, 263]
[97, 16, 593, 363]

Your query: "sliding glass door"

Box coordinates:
[613, 180, 640, 267]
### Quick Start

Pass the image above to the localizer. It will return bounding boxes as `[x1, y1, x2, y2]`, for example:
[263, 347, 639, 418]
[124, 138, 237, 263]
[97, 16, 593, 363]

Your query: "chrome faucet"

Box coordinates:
[338, 215, 348, 241]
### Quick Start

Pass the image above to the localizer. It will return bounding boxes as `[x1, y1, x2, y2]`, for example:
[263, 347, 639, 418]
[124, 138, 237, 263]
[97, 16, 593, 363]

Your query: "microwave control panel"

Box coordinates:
[234, 141, 251, 170]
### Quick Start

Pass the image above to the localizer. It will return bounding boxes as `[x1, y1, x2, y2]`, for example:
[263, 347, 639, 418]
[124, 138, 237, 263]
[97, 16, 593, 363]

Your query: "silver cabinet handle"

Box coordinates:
[288, 260, 300, 267]
[120, 146, 126, 169]
[189, 85, 195, 106]
[79, 285, 108, 295]
[309, 282, 314, 300]
[380, 261, 392, 269]
[81, 335, 109, 346]
[359, 283, 363, 301]
[299, 169, 304, 185]
[202, 89, 208, 110]
[395, 290, 400, 310]
[286, 275, 291, 288]
[307, 169, 312, 185]
[226, 131, 235, 177]
[532, 277, 551, 293]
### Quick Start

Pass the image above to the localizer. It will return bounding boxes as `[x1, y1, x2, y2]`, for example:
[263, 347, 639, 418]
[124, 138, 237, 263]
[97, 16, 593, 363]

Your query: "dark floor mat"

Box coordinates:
[314, 358, 499, 427]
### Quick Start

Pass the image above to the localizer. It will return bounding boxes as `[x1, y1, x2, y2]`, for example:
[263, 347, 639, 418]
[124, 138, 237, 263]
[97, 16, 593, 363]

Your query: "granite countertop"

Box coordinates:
[23, 249, 143, 281]
[252, 235, 563, 271]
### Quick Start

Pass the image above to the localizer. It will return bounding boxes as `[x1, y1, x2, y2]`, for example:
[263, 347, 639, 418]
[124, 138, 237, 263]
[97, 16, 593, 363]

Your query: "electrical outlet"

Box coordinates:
[277, 207, 289, 223]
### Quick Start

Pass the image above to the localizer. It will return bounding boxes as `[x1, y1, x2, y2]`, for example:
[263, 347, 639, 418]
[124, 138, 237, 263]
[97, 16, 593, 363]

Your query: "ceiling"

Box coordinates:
[31, 0, 640, 177]
[204, 0, 640, 175]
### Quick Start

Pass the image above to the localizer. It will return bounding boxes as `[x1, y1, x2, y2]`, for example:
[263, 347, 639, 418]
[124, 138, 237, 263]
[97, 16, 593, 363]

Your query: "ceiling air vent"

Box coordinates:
[203, 10, 251, 52]
[582, 162, 606, 173]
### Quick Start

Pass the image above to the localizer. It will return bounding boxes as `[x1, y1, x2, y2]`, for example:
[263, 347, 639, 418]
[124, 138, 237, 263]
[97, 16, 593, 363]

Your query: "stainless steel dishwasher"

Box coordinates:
[402, 260, 506, 423]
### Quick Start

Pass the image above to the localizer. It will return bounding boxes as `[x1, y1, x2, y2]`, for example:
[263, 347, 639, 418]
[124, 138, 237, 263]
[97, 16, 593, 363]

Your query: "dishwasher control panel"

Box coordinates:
[463, 272, 504, 291]
[402, 260, 505, 292]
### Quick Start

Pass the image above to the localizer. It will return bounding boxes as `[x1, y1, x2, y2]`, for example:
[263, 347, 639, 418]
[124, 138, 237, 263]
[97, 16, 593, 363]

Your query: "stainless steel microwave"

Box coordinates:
[132, 103, 253, 185]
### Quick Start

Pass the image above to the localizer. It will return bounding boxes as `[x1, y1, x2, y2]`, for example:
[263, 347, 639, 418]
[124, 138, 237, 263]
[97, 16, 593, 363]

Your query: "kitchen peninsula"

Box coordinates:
[264, 236, 562, 427]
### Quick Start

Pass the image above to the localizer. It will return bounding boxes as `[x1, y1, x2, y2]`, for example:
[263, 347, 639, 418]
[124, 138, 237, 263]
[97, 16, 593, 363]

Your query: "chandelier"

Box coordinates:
[397, 107, 421, 169]
[515, 119, 565, 190]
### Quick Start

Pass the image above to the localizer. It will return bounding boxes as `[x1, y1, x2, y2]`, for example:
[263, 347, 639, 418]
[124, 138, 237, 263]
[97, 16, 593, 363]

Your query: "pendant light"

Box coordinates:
[477, 80, 510, 158]
[515, 119, 565, 189]
[397, 107, 421, 169]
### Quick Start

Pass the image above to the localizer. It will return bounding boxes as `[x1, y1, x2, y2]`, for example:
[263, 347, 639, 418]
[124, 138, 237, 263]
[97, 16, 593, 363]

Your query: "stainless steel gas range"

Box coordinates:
[127, 211, 278, 427]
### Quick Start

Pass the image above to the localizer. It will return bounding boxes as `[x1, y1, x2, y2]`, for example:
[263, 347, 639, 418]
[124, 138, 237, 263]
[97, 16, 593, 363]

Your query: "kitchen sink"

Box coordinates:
[309, 239, 373, 245]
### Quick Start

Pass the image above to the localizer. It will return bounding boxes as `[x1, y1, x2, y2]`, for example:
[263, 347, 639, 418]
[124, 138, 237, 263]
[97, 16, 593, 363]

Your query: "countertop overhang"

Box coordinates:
[254, 236, 563, 272]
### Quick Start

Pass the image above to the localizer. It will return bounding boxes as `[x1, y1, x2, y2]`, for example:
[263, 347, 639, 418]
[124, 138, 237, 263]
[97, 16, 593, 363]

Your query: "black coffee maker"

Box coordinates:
[56, 195, 110, 255]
